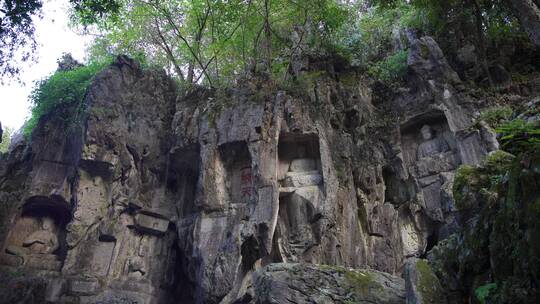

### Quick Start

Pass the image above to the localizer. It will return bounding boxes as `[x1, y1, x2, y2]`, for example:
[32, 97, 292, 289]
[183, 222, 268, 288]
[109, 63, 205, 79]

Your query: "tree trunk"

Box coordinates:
[470, 0, 493, 86]
[507, 0, 540, 48]
[262, 0, 272, 72]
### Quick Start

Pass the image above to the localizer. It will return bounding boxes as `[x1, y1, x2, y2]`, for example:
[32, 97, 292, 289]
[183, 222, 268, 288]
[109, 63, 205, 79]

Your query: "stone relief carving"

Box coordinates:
[219, 141, 254, 205]
[238, 166, 254, 204]
[20, 217, 59, 255]
[398, 116, 463, 250]
[416, 124, 450, 160]
[280, 145, 322, 189]
[6, 218, 56, 256]
[2, 215, 63, 271]
[276, 135, 323, 262]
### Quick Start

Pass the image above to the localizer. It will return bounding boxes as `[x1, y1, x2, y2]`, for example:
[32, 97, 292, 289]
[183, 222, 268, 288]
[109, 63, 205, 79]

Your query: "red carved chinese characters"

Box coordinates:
[240, 167, 253, 202]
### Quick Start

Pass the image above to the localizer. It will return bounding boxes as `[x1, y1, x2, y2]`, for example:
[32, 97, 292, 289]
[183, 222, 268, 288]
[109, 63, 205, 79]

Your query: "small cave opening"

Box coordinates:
[240, 235, 261, 273]
[382, 166, 411, 206]
[169, 240, 197, 304]
[168, 144, 201, 217]
[421, 230, 439, 258]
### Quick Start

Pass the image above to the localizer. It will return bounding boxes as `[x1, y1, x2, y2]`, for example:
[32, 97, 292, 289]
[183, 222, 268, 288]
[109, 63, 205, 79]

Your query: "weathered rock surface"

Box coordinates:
[404, 258, 446, 304]
[248, 263, 405, 304]
[0, 33, 537, 303]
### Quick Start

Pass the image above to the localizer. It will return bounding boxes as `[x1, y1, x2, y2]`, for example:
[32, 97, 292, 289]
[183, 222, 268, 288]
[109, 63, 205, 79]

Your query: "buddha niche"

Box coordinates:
[416, 124, 449, 160]
[6, 217, 59, 257]
[281, 145, 322, 189]
[289, 146, 316, 172]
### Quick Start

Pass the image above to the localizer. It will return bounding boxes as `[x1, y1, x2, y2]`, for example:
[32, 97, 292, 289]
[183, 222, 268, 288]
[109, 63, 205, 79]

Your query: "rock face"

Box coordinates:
[250, 263, 405, 304]
[405, 258, 446, 304]
[0, 34, 530, 304]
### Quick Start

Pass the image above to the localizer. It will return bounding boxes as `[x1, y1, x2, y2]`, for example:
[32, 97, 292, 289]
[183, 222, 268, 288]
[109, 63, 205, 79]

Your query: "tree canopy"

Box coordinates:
[0, 0, 42, 82]
[69, 0, 537, 86]
[1, 0, 539, 85]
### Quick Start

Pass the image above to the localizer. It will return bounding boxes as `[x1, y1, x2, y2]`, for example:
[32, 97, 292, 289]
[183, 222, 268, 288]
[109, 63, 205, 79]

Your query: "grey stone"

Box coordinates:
[0, 253, 23, 266]
[282, 171, 322, 187]
[45, 278, 65, 303]
[417, 125, 450, 160]
[289, 158, 317, 172]
[0, 43, 506, 304]
[457, 130, 488, 165]
[405, 258, 446, 304]
[25, 254, 62, 271]
[407, 36, 462, 86]
[90, 241, 115, 277]
[135, 213, 170, 235]
[69, 278, 101, 296]
[249, 263, 406, 304]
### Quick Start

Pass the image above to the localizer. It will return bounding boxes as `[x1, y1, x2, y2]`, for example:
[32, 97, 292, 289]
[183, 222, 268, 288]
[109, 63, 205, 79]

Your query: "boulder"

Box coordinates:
[407, 36, 462, 87]
[405, 258, 447, 304]
[250, 263, 406, 304]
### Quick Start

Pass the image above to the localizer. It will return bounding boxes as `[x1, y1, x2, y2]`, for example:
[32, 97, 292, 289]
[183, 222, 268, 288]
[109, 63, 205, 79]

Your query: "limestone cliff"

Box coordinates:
[0, 35, 538, 304]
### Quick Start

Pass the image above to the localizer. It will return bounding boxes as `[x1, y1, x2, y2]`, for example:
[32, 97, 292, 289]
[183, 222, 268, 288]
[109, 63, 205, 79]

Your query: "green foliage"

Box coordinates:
[69, 0, 532, 88]
[453, 150, 515, 212]
[24, 60, 110, 137]
[475, 283, 497, 304]
[337, 1, 419, 68]
[496, 119, 540, 155]
[415, 260, 443, 302]
[344, 270, 382, 295]
[69, 0, 121, 26]
[478, 106, 513, 129]
[484, 150, 516, 171]
[74, 0, 350, 86]
[367, 50, 408, 83]
[0, 0, 43, 82]
[437, 149, 540, 303]
[0, 126, 13, 153]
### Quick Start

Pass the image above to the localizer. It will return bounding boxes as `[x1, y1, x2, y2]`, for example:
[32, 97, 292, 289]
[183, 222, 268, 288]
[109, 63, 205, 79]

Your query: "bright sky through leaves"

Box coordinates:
[0, 0, 91, 131]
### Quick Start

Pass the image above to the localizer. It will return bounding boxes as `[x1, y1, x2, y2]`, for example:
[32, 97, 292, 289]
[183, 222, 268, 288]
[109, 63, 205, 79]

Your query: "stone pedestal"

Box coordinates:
[134, 212, 170, 235]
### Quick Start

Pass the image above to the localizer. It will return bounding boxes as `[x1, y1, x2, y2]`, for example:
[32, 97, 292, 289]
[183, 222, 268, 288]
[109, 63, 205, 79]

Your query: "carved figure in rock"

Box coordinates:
[289, 146, 316, 173]
[126, 256, 147, 278]
[416, 125, 449, 160]
[282, 145, 322, 188]
[285, 195, 315, 246]
[6, 217, 59, 257]
[22, 217, 59, 254]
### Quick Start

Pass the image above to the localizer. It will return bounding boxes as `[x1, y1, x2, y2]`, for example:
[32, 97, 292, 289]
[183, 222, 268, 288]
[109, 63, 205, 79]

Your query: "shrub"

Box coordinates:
[496, 119, 540, 155]
[24, 60, 110, 137]
[0, 126, 12, 153]
[367, 50, 408, 83]
[478, 106, 513, 129]
[475, 283, 497, 304]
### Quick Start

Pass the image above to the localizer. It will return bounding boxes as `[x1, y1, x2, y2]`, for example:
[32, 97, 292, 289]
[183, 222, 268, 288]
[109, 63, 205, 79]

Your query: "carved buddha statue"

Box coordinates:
[416, 125, 449, 160]
[22, 217, 59, 254]
[289, 146, 316, 173]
